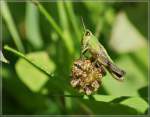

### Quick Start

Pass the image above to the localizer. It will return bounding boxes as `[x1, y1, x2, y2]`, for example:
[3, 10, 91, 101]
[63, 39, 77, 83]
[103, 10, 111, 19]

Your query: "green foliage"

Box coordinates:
[0, 1, 24, 52]
[109, 12, 147, 53]
[26, 2, 44, 49]
[15, 51, 55, 92]
[1, 1, 148, 115]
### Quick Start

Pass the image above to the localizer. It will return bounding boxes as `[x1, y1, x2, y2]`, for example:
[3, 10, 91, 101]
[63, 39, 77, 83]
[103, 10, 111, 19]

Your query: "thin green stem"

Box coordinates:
[49, 94, 83, 98]
[4, 45, 52, 77]
[57, 1, 74, 53]
[31, 0, 73, 53]
[33, 0, 62, 37]
[65, 2, 81, 42]
[4, 46, 80, 95]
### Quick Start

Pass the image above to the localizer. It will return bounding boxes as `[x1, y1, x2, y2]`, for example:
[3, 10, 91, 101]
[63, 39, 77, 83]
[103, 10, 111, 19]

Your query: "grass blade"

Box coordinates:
[4, 45, 79, 94]
[31, 0, 74, 53]
[26, 2, 44, 49]
[57, 1, 74, 53]
[0, 1, 25, 53]
[65, 2, 81, 42]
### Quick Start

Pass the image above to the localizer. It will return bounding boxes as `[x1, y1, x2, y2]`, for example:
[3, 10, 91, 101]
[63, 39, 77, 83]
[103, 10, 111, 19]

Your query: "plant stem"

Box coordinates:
[65, 2, 81, 42]
[31, 0, 73, 53]
[32, 0, 62, 36]
[4, 45, 52, 77]
[57, 1, 74, 53]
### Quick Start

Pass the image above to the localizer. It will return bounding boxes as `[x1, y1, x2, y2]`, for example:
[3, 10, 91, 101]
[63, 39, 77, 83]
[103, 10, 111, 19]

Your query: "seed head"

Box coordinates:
[70, 59, 106, 95]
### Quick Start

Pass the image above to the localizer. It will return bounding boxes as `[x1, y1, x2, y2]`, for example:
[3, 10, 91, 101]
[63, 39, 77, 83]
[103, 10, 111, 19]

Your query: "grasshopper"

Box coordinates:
[80, 19, 125, 81]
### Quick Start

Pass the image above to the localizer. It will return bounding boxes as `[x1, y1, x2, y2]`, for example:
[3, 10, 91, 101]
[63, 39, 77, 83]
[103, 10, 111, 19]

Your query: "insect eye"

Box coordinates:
[85, 31, 90, 36]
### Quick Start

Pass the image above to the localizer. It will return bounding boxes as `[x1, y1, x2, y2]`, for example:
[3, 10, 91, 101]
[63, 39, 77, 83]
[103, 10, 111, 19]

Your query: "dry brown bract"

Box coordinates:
[70, 59, 106, 95]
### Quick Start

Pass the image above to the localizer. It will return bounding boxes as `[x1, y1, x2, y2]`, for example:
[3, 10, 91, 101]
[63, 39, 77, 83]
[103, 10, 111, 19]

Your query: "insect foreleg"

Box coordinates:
[80, 47, 88, 59]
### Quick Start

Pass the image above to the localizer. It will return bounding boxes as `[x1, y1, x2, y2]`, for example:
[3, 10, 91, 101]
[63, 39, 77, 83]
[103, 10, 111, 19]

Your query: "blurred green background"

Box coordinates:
[0, 1, 149, 115]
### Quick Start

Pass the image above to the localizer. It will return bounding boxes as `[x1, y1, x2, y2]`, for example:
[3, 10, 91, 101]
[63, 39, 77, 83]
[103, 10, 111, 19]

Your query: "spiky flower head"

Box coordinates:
[71, 59, 106, 95]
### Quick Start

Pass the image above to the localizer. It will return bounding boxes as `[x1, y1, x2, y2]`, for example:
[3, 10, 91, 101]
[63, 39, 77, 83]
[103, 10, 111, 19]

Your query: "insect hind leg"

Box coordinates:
[107, 61, 125, 80]
[90, 57, 107, 77]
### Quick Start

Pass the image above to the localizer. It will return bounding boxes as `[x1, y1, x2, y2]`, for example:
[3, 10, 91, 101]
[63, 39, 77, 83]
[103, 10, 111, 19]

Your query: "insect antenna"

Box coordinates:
[81, 16, 86, 32]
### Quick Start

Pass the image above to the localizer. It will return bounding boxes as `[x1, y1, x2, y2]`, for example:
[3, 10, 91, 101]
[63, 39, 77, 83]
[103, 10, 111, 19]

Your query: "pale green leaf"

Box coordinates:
[57, 1, 74, 54]
[84, 94, 148, 114]
[109, 12, 147, 53]
[26, 2, 43, 49]
[75, 98, 139, 114]
[83, 94, 116, 102]
[15, 51, 56, 92]
[120, 97, 148, 114]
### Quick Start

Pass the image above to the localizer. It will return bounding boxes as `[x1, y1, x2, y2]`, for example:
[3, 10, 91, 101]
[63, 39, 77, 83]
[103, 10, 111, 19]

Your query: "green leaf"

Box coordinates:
[74, 98, 139, 115]
[83, 94, 116, 102]
[84, 95, 148, 114]
[4, 45, 52, 76]
[4, 45, 75, 94]
[15, 51, 56, 92]
[138, 86, 148, 100]
[26, 2, 44, 49]
[120, 97, 148, 114]
[109, 12, 147, 53]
